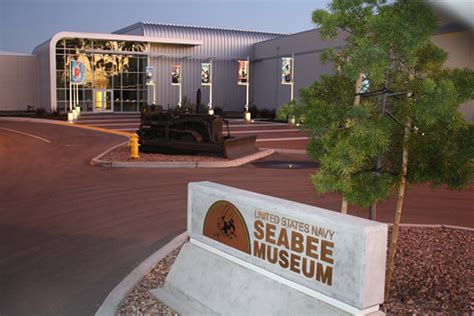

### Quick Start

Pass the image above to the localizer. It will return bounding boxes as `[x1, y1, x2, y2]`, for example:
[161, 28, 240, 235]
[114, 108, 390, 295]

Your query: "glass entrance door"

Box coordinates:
[93, 89, 113, 112]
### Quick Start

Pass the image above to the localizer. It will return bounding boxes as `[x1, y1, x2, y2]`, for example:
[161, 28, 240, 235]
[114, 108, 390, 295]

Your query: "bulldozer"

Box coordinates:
[137, 105, 257, 159]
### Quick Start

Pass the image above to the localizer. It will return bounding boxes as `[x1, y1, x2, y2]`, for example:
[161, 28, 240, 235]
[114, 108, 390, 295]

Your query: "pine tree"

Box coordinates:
[306, 0, 474, 299]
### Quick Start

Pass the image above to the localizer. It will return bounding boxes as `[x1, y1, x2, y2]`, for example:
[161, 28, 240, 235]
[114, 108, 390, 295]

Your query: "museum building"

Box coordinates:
[0, 19, 472, 120]
[31, 23, 285, 114]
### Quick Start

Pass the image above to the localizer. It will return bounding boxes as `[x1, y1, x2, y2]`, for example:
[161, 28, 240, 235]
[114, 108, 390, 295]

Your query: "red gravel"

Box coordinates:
[382, 226, 473, 314]
[119, 227, 473, 315]
[119, 247, 182, 316]
[102, 145, 228, 162]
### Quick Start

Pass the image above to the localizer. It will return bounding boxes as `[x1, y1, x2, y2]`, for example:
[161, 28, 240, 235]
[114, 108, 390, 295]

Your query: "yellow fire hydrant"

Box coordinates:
[129, 133, 140, 159]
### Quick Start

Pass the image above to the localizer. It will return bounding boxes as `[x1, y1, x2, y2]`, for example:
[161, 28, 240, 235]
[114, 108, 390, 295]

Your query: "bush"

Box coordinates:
[276, 100, 304, 123]
[35, 108, 46, 117]
[258, 108, 276, 120]
[248, 104, 258, 118]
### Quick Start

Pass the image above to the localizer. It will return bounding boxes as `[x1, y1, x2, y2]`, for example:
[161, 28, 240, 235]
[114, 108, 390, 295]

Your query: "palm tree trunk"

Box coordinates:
[384, 119, 411, 300]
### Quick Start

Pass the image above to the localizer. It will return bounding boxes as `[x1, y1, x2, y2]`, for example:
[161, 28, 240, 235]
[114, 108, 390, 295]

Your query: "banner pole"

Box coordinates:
[246, 56, 249, 112]
[178, 70, 182, 108]
[69, 81, 72, 111]
[290, 53, 295, 101]
[209, 60, 213, 109]
[72, 83, 75, 108]
[153, 66, 156, 105]
[178, 82, 182, 108]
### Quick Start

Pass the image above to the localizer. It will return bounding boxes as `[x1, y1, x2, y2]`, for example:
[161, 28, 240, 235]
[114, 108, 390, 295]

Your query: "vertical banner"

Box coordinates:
[146, 66, 154, 86]
[71, 59, 86, 84]
[281, 57, 293, 84]
[201, 63, 211, 85]
[238, 60, 248, 85]
[171, 64, 181, 85]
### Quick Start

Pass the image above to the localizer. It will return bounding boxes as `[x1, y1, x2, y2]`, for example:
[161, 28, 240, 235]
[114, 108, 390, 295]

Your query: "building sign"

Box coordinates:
[201, 63, 211, 85]
[281, 57, 293, 84]
[203, 200, 334, 285]
[146, 66, 154, 86]
[171, 64, 181, 85]
[71, 59, 86, 84]
[188, 181, 388, 310]
[237, 60, 248, 85]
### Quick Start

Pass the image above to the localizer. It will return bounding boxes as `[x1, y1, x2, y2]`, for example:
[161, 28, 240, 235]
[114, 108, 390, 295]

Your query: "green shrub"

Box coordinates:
[276, 100, 304, 123]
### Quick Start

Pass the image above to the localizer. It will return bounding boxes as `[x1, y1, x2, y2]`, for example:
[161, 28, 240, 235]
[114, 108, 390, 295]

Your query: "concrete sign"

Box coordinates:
[187, 181, 388, 311]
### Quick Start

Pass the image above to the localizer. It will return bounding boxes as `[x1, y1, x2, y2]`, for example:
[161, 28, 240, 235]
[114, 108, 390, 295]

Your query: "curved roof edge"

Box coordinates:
[0, 50, 34, 56]
[32, 30, 202, 54]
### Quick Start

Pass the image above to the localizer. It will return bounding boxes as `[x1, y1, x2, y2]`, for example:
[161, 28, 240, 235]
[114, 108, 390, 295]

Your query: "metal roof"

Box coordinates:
[141, 22, 287, 36]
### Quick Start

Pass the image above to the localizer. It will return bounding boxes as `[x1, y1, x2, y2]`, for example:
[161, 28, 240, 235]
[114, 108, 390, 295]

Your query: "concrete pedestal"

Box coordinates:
[151, 242, 384, 316]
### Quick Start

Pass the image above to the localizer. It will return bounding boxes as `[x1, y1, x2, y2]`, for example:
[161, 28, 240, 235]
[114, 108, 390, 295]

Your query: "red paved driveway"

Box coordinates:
[0, 120, 472, 315]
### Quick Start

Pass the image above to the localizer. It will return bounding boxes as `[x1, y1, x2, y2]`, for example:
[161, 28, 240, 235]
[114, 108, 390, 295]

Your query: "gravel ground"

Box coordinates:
[119, 227, 473, 315]
[102, 145, 228, 162]
[118, 246, 182, 316]
[381, 226, 473, 314]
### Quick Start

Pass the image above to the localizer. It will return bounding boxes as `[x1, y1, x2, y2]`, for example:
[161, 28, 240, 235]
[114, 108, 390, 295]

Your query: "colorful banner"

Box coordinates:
[238, 60, 248, 85]
[171, 64, 181, 85]
[71, 59, 86, 84]
[201, 63, 211, 85]
[146, 66, 154, 86]
[281, 57, 292, 84]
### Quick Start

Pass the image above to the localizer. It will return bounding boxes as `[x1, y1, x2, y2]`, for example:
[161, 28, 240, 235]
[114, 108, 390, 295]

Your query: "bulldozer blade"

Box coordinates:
[223, 135, 257, 159]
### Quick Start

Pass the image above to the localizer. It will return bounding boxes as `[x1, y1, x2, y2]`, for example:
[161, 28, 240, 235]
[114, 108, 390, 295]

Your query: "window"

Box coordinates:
[55, 38, 147, 112]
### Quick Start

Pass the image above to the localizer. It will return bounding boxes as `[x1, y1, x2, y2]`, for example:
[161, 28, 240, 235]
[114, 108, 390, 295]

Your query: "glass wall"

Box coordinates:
[55, 38, 148, 112]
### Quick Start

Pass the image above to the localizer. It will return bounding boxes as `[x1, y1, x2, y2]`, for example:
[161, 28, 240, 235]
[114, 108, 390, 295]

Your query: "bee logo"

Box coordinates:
[203, 200, 250, 254]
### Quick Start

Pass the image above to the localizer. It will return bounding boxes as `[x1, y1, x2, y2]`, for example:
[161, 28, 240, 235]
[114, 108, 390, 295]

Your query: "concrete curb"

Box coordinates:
[90, 141, 129, 168]
[392, 223, 474, 232]
[91, 147, 275, 168]
[95, 232, 188, 316]
[262, 148, 307, 154]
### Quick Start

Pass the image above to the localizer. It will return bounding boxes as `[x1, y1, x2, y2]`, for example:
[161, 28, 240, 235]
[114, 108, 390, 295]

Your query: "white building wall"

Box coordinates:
[252, 29, 345, 110]
[432, 30, 474, 121]
[32, 41, 51, 111]
[0, 54, 39, 111]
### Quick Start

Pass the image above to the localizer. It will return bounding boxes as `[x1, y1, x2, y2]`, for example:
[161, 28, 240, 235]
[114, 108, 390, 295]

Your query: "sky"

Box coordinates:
[0, 0, 328, 54]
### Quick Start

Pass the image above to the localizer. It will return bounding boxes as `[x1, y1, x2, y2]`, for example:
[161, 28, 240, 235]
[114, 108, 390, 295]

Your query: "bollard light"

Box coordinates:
[208, 108, 214, 115]
[72, 109, 77, 120]
[75, 106, 81, 116]
[67, 112, 74, 123]
[244, 111, 251, 122]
